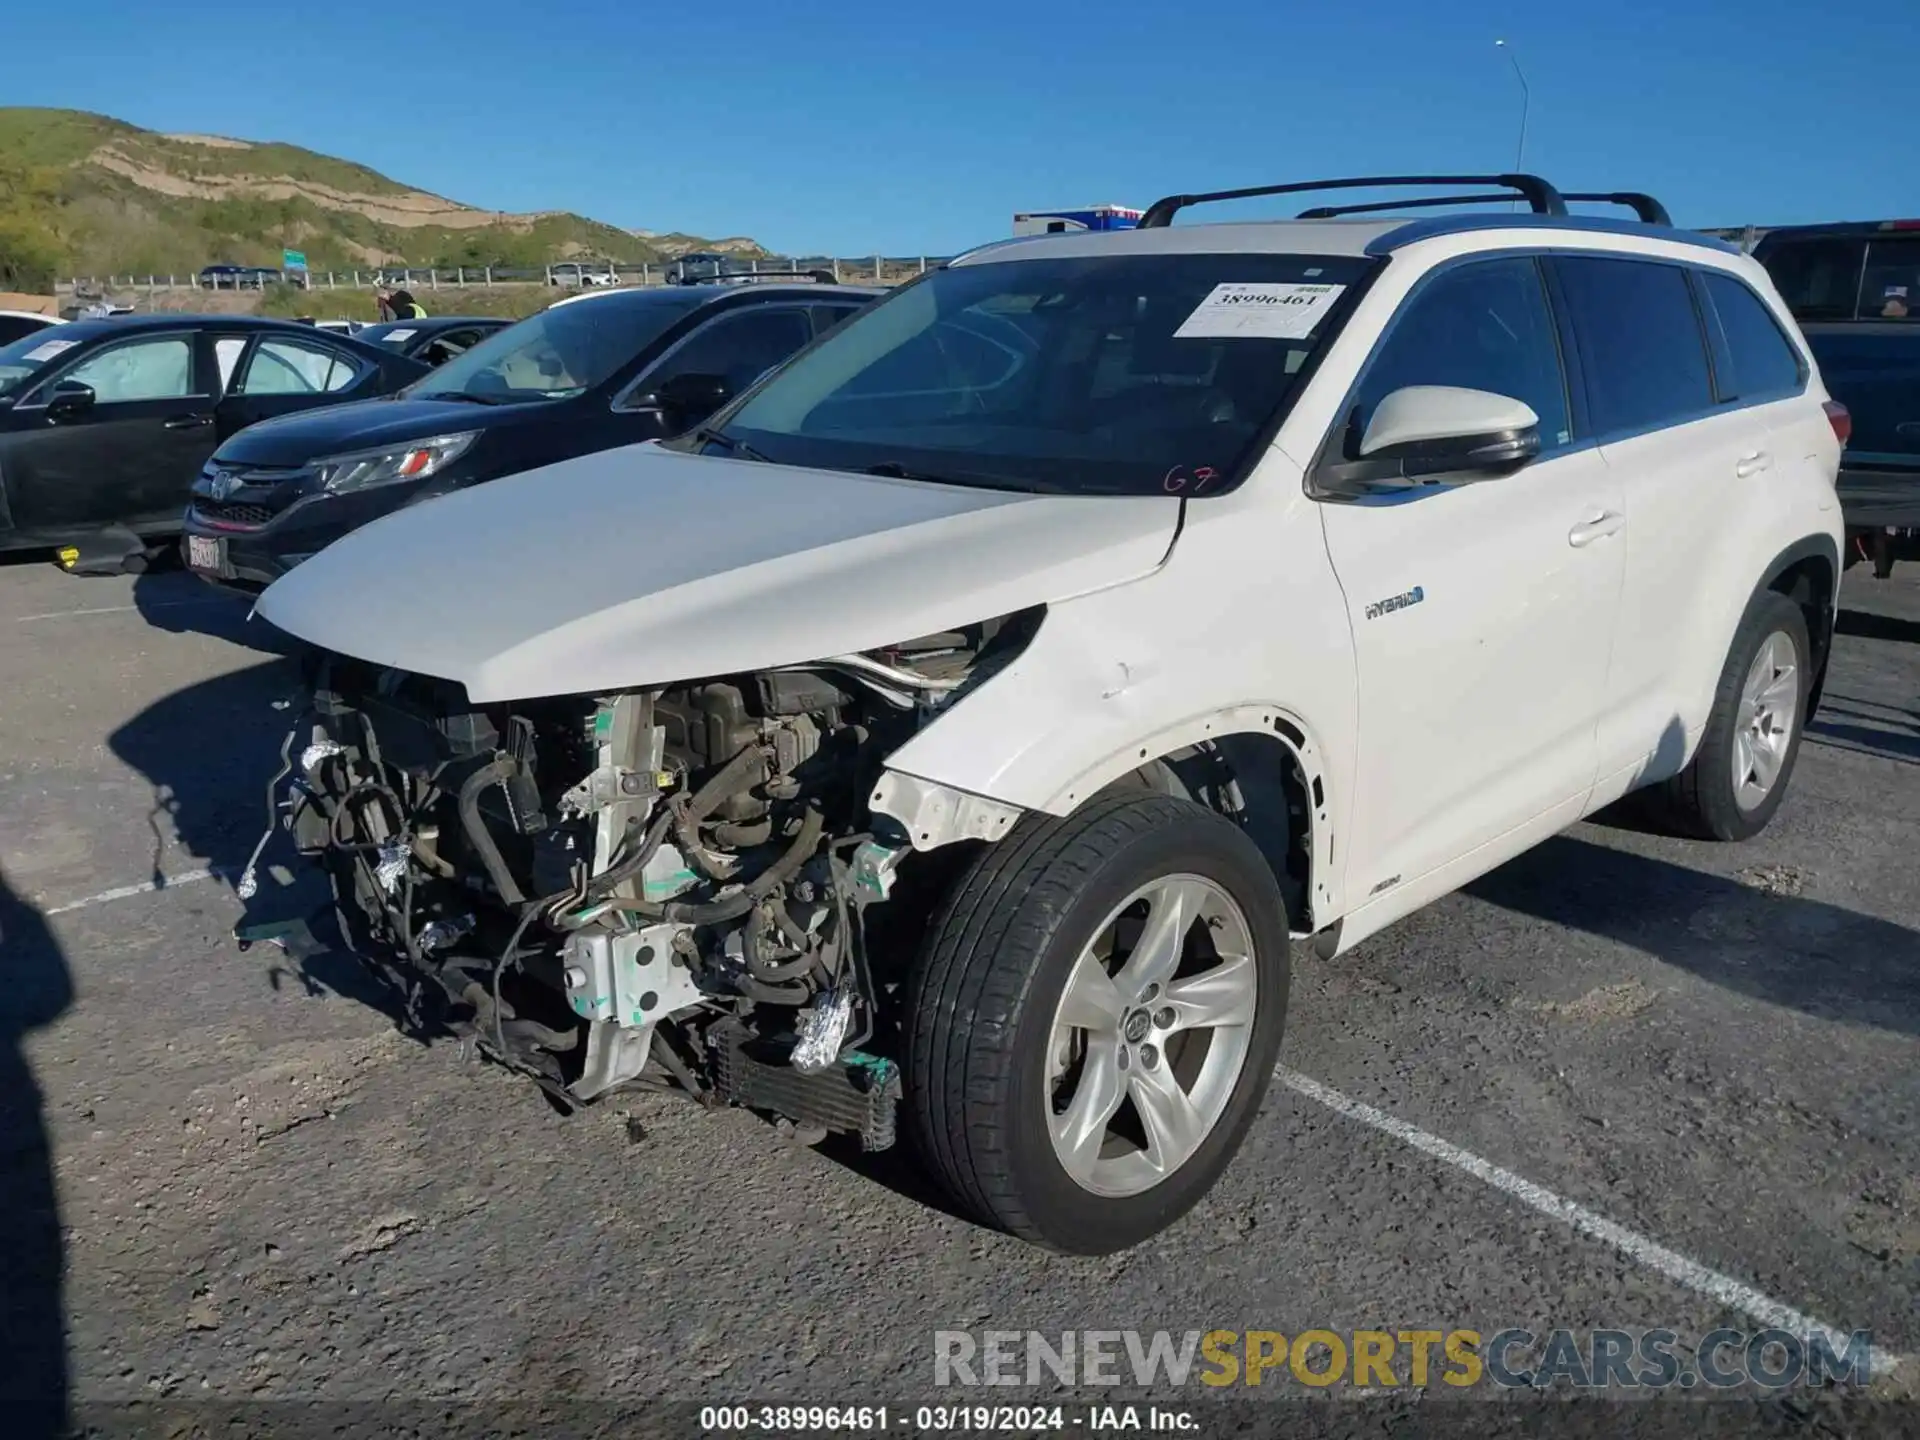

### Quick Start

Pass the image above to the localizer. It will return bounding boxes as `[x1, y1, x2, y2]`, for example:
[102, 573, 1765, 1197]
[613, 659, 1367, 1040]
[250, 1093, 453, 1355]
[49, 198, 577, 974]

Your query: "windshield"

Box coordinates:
[407, 293, 701, 402]
[0, 327, 85, 400]
[716, 251, 1371, 495]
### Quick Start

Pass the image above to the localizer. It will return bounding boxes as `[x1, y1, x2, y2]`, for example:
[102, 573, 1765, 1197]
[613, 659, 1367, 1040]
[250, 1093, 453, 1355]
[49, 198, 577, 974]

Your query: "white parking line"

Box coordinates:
[14, 597, 238, 623]
[43, 866, 229, 915]
[1277, 1067, 1903, 1376]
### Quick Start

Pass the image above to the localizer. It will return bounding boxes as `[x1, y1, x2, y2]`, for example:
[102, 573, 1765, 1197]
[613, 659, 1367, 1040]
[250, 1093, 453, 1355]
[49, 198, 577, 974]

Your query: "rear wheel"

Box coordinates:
[905, 793, 1290, 1253]
[1657, 591, 1809, 841]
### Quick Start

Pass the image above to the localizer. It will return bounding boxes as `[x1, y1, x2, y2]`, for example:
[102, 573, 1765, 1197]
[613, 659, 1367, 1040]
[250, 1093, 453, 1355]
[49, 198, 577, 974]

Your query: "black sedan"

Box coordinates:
[0, 315, 429, 571]
[353, 316, 512, 367]
[182, 279, 879, 591]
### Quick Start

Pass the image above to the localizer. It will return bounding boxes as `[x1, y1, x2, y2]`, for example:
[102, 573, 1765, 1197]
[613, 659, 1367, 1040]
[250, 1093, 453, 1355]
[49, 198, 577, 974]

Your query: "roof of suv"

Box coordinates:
[957, 214, 1741, 267]
[549, 280, 882, 311]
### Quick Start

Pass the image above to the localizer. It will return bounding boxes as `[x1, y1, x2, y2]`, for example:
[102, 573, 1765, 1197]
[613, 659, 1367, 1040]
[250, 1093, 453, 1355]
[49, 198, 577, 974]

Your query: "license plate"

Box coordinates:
[186, 534, 223, 571]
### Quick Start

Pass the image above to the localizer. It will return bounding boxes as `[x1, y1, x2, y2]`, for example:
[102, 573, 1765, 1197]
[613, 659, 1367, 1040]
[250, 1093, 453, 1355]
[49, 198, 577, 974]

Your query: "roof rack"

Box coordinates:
[1138, 174, 1566, 228]
[1560, 192, 1673, 226]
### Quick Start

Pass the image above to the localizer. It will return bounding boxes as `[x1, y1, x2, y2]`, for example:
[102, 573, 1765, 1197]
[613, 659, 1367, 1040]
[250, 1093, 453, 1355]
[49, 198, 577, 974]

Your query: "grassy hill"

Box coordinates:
[0, 107, 764, 287]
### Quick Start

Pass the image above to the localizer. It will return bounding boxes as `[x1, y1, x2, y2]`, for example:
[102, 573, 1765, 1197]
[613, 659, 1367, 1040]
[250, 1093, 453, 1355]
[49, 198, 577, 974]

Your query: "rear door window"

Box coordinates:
[1757, 237, 1866, 322]
[237, 337, 361, 395]
[1700, 273, 1806, 400]
[1555, 257, 1714, 435]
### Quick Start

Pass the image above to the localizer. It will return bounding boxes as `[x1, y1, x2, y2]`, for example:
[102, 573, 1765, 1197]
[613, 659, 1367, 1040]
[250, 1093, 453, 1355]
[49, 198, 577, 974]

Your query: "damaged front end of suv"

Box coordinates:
[261, 612, 1039, 1146]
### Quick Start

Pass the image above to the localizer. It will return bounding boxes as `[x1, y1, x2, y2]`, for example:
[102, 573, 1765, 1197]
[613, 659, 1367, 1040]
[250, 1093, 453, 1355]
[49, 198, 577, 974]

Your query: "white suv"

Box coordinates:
[252, 174, 1844, 1254]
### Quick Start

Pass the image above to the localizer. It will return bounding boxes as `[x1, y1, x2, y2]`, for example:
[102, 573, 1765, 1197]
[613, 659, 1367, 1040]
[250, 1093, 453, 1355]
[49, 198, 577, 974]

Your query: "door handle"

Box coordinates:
[1734, 449, 1772, 478]
[1567, 510, 1625, 548]
[163, 413, 214, 430]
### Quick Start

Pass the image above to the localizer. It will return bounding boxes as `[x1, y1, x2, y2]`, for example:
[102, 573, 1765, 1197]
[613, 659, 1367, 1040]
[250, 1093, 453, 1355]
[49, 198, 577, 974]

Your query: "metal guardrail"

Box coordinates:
[59, 256, 955, 296]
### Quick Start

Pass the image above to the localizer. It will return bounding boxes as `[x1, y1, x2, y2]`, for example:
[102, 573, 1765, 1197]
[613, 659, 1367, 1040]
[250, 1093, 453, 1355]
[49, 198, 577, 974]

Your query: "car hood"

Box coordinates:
[215, 395, 544, 466]
[255, 444, 1180, 701]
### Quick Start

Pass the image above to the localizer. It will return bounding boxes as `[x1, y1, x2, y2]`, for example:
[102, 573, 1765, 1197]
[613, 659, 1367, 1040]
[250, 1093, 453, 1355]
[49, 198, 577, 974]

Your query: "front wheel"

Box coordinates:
[905, 793, 1290, 1253]
[1656, 591, 1811, 841]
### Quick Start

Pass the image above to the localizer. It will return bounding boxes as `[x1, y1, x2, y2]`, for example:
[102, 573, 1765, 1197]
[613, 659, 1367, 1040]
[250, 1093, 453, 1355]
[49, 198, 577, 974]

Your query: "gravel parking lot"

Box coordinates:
[2, 553, 1917, 1432]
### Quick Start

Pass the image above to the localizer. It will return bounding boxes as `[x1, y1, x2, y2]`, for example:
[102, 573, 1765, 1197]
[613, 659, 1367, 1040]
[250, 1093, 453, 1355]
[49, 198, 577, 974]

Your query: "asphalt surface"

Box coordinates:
[1, 551, 1917, 1435]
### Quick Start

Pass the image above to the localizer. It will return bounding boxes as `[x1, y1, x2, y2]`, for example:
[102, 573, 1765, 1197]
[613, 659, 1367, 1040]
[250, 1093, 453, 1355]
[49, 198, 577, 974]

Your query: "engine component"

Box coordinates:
[562, 923, 703, 1030]
[280, 612, 1042, 1121]
[712, 1019, 900, 1151]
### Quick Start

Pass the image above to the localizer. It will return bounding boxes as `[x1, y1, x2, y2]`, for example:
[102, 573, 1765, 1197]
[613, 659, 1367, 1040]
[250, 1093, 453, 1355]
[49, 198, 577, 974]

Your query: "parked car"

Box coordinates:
[198, 264, 282, 290]
[0, 315, 429, 571]
[549, 262, 620, 288]
[0, 310, 62, 346]
[183, 279, 879, 589]
[665, 251, 734, 285]
[250, 174, 1843, 1254]
[355, 316, 513, 367]
[1753, 220, 1917, 575]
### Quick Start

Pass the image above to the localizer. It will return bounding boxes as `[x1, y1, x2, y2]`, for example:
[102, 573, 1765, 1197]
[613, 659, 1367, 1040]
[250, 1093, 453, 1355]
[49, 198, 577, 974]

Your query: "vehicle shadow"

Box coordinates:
[129, 566, 289, 656]
[104, 657, 406, 1025]
[1803, 693, 1920, 765]
[0, 870, 74, 1439]
[1835, 607, 1920, 646]
[1466, 832, 1920, 1037]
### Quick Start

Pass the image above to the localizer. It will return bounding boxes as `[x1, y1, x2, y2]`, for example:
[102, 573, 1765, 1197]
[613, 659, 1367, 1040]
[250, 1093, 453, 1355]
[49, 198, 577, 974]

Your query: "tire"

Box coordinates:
[905, 792, 1290, 1253]
[1656, 590, 1810, 841]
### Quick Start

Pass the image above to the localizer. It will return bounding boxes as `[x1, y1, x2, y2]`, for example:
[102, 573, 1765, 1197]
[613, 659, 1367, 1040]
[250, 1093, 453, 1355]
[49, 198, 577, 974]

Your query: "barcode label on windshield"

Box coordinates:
[1174, 282, 1346, 340]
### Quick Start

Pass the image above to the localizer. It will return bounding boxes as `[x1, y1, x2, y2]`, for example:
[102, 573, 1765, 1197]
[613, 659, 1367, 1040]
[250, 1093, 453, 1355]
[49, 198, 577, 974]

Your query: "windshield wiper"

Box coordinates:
[692, 427, 771, 462]
[420, 391, 508, 406]
[862, 460, 1064, 493]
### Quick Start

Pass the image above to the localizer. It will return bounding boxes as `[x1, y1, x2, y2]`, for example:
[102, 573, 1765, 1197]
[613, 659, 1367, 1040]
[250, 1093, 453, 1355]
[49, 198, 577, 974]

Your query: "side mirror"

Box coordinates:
[1317, 385, 1540, 497]
[641, 372, 733, 432]
[46, 379, 96, 421]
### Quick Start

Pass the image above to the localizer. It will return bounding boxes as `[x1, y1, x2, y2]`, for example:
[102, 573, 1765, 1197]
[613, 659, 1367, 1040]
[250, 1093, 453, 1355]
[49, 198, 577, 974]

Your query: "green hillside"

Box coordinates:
[0, 107, 762, 288]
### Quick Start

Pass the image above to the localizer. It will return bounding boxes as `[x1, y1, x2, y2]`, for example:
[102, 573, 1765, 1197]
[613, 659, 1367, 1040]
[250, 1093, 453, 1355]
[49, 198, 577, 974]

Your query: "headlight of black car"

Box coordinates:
[315, 431, 479, 494]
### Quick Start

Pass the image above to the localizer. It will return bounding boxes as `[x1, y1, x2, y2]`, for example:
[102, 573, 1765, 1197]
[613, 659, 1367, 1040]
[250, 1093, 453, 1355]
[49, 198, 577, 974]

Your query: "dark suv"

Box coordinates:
[182, 280, 879, 590]
[1753, 220, 1920, 574]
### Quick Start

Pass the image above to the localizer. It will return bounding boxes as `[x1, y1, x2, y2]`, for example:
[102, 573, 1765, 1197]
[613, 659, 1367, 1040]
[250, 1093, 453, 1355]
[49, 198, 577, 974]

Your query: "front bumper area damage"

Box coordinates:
[246, 616, 1039, 1145]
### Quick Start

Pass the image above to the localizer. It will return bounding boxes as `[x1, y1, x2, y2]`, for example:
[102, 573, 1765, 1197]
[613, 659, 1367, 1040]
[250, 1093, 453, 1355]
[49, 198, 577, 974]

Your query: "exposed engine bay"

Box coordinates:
[259, 611, 1043, 1147]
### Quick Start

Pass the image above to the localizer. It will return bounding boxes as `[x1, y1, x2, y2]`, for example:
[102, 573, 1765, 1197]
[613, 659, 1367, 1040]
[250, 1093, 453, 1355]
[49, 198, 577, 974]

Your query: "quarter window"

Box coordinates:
[1701, 273, 1805, 400]
[1556, 257, 1713, 435]
[1352, 257, 1571, 451]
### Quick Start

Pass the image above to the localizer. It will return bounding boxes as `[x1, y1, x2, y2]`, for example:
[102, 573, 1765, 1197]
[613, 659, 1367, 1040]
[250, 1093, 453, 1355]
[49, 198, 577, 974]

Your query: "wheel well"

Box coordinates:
[1104, 731, 1317, 930]
[1767, 552, 1835, 711]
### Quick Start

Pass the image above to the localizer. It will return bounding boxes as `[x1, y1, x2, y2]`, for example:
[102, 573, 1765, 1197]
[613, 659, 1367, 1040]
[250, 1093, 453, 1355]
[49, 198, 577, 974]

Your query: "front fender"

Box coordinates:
[875, 487, 1362, 919]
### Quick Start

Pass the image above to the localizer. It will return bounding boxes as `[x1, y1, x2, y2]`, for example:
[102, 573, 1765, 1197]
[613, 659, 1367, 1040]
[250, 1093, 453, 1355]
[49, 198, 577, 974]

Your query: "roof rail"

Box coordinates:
[1138, 174, 1566, 228]
[1561, 192, 1673, 226]
[1297, 192, 1527, 219]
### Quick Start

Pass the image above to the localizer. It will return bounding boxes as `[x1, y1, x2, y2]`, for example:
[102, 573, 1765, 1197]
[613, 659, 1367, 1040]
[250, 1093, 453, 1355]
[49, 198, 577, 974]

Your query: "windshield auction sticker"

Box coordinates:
[1174, 282, 1346, 340]
[23, 339, 78, 363]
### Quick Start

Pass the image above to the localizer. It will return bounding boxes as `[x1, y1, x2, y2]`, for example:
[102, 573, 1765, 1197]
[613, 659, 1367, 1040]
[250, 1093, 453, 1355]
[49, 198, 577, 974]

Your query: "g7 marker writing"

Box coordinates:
[1163, 465, 1220, 495]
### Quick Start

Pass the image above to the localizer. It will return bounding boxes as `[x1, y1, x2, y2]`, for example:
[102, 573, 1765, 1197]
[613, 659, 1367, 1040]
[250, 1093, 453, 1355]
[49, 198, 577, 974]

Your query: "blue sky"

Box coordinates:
[3, 0, 1913, 255]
